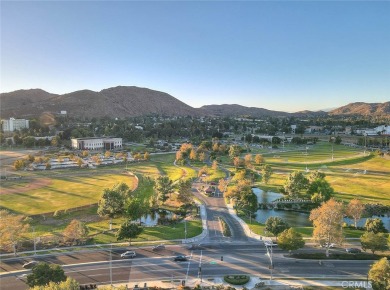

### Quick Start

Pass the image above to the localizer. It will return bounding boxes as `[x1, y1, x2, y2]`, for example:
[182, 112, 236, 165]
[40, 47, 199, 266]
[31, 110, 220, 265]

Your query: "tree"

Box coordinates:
[13, 159, 26, 170]
[211, 160, 218, 170]
[233, 156, 244, 168]
[365, 218, 388, 234]
[278, 228, 305, 253]
[346, 199, 365, 228]
[97, 184, 128, 230]
[368, 258, 390, 290]
[307, 179, 334, 203]
[177, 179, 193, 204]
[154, 176, 173, 204]
[104, 151, 111, 158]
[199, 152, 207, 162]
[244, 154, 252, 168]
[29, 277, 80, 290]
[218, 179, 229, 195]
[0, 210, 30, 255]
[116, 221, 143, 245]
[228, 145, 241, 159]
[143, 152, 150, 160]
[283, 171, 309, 197]
[62, 219, 89, 245]
[254, 154, 264, 165]
[261, 164, 273, 184]
[360, 232, 388, 254]
[265, 217, 290, 240]
[309, 198, 344, 257]
[126, 197, 149, 224]
[308, 171, 326, 182]
[26, 262, 66, 287]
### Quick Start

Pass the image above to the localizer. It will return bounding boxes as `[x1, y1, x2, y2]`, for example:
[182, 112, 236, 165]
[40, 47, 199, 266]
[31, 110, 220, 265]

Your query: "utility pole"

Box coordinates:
[184, 219, 187, 242]
[32, 226, 37, 255]
[110, 244, 113, 285]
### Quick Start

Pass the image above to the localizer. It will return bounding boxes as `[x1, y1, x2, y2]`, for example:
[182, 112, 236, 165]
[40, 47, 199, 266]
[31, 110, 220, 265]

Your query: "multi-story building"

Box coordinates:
[71, 137, 122, 150]
[1, 117, 29, 132]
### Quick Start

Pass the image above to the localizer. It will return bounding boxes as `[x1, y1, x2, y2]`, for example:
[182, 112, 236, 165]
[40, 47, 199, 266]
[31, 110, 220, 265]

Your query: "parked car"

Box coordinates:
[22, 261, 38, 269]
[174, 255, 188, 262]
[121, 251, 136, 258]
[152, 244, 165, 251]
[346, 248, 361, 253]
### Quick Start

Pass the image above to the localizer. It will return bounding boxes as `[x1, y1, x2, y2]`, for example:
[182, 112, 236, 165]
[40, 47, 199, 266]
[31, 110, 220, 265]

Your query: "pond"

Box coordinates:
[252, 188, 390, 230]
[139, 209, 177, 226]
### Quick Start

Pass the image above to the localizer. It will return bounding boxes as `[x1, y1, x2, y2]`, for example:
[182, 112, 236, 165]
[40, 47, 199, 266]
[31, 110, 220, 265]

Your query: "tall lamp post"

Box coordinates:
[265, 244, 274, 280]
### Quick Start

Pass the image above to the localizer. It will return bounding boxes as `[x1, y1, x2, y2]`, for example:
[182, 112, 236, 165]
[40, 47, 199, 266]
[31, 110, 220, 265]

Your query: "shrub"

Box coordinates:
[224, 275, 250, 285]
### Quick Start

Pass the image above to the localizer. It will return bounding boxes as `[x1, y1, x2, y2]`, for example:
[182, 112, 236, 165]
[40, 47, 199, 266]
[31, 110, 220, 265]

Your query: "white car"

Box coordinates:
[120, 251, 136, 258]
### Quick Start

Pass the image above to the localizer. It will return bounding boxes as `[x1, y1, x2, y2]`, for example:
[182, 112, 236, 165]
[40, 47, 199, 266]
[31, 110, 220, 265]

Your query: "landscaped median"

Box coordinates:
[218, 217, 232, 237]
[223, 275, 250, 285]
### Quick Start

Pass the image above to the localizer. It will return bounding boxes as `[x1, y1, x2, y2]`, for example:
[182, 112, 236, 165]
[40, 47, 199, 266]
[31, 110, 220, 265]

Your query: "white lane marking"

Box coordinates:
[185, 251, 193, 281]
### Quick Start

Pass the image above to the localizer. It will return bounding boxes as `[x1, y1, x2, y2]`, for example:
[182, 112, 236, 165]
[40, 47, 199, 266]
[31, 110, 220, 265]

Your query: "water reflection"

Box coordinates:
[252, 188, 390, 230]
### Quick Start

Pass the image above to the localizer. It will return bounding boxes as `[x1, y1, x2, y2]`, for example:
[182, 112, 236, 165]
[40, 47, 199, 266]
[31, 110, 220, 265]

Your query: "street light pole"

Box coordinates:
[184, 219, 187, 242]
[266, 244, 274, 280]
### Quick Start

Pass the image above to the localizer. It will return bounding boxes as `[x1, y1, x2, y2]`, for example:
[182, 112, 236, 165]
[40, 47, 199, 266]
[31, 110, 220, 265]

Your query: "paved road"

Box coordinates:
[0, 245, 372, 289]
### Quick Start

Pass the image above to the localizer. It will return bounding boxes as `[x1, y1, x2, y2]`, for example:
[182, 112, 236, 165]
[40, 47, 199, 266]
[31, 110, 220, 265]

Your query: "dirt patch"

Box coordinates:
[0, 177, 52, 194]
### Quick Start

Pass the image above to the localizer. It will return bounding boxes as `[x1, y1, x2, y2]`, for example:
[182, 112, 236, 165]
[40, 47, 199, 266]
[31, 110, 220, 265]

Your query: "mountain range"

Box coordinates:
[0, 86, 388, 119]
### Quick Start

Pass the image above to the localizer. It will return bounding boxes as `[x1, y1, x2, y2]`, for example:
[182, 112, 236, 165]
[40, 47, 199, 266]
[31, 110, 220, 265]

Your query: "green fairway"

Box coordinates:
[0, 171, 137, 215]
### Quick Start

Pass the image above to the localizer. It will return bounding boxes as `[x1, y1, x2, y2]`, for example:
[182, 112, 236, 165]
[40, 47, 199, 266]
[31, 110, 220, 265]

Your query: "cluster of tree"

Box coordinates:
[0, 209, 30, 255]
[282, 171, 334, 203]
[264, 217, 305, 252]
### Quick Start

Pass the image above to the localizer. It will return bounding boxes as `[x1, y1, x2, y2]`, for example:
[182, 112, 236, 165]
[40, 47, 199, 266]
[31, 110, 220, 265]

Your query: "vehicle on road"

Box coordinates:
[320, 243, 336, 248]
[121, 251, 136, 258]
[346, 248, 361, 253]
[152, 244, 165, 251]
[22, 261, 38, 269]
[174, 255, 188, 261]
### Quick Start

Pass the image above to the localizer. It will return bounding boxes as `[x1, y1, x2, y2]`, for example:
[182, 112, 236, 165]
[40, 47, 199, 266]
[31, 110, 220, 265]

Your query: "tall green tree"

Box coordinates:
[283, 171, 309, 197]
[116, 222, 143, 245]
[361, 232, 388, 254]
[126, 197, 149, 224]
[154, 176, 173, 204]
[307, 179, 334, 203]
[97, 183, 129, 230]
[26, 262, 66, 287]
[368, 257, 390, 290]
[261, 164, 273, 184]
[365, 218, 388, 234]
[278, 228, 305, 253]
[177, 179, 193, 205]
[265, 217, 290, 240]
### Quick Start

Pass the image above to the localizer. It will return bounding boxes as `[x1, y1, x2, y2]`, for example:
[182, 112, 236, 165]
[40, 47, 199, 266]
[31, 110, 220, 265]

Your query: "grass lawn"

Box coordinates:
[0, 170, 138, 215]
[89, 219, 203, 244]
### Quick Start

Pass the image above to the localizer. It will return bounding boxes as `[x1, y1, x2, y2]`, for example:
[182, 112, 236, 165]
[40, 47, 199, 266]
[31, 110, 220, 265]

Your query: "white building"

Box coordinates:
[71, 137, 122, 150]
[1, 118, 29, 132]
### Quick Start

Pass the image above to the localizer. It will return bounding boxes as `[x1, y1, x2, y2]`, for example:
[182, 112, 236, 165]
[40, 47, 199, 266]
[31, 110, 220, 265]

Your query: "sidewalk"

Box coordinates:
[107, 275, 372, 289]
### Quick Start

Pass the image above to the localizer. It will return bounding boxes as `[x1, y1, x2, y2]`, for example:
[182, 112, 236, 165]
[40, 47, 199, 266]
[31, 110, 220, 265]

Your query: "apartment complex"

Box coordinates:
[1, 117, 29, 132]
[71, 137, 122, 150]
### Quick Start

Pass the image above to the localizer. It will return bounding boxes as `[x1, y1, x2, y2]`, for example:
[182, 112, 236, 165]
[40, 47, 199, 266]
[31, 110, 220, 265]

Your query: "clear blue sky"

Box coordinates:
[1, 1, 389, 112]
